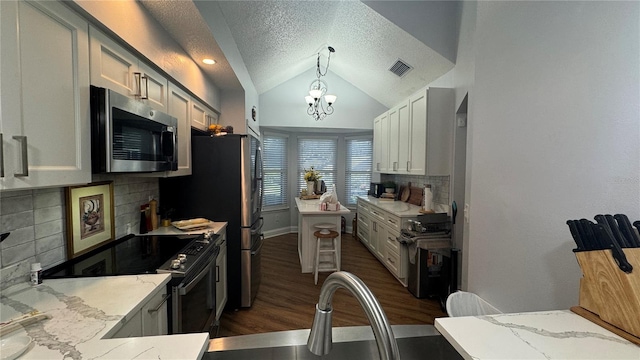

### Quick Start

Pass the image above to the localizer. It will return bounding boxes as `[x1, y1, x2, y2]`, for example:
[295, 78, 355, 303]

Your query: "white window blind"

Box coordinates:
[262, 134, 288, 207]
[346, 137, 373, 205]
[298, 138, 337, 192]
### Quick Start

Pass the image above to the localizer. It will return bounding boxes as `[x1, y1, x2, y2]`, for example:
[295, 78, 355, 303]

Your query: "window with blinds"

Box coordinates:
[298, 138, 337, 193]
[346, 137, 373, 205]
[262, 133, 288, 207]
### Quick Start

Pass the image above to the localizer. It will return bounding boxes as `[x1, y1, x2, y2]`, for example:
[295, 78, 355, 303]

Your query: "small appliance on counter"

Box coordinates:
[369, 182, 385, 198]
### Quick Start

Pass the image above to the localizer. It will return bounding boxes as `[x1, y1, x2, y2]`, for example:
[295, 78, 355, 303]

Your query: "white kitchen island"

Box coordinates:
[435, 310, 639, 359]
[295, 197, 351, 273]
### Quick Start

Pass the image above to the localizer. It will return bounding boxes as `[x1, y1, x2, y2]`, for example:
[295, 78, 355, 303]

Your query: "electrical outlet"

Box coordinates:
[275, 214, 280, 223]
[125, 223, 131, 234]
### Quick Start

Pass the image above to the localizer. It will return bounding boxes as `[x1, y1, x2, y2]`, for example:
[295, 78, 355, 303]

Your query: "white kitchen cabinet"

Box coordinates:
[191, 97, 218, 132]
[166, 83, 192, 177]
[141, 285, 169, 336]
[372, 87, 453, 175]
[215, 232, 228, 321]
[372, 112, 389, 172]
[89, 25, 169, 113]
[387, 100, 410, 173]
[112, 284, 168, 338]
[357, 197, 419, 286]
[0, 0, 91, 190]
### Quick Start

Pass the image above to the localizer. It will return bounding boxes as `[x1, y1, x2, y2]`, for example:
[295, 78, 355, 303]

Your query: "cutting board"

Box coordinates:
[407, 186, 423, 206]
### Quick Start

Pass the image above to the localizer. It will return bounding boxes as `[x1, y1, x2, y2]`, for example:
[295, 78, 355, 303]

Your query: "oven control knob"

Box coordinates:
[178, 254, 187, 263]
[170, 259, 181, 269]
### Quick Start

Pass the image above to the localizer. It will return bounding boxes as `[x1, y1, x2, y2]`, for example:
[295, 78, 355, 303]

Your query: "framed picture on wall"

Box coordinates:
[65, 181, 115, 259]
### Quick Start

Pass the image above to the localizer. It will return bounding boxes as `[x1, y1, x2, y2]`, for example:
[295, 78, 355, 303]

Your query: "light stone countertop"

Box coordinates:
[294, 198, 351, 215]
[357, 195, 449, 217]
[144, 221, 228, 236]
[435, 310, 640, 359]
[0, 274, 209, 360]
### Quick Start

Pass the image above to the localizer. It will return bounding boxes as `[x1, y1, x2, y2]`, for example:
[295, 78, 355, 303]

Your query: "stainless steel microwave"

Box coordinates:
[90, 86, 177, 173]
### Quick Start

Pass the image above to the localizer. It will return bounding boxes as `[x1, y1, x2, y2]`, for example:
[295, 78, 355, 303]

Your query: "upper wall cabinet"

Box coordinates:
[191, 98, 218, 133]
[373, 88, 453, 176]
[373, 112, 389, 172]
[166, 83, 192, 177]
[89, 26, 168, 113]
[1, 0, 91, 190]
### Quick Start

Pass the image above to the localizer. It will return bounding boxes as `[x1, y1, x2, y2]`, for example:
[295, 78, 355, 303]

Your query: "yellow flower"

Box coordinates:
[304, 167, 321, 182]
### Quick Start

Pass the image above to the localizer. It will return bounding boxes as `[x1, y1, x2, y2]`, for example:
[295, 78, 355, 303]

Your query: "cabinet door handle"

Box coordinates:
[147, 293, 171, 313]
[12, 136, 28, 177]
[216, 265, 220, 283]
[407, 161, 410, 172]
[0, 133, 4, 178]
[133, 72, 148, 99]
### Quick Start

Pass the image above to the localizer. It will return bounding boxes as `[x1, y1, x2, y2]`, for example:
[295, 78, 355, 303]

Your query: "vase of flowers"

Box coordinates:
[304, 167, 321, 195]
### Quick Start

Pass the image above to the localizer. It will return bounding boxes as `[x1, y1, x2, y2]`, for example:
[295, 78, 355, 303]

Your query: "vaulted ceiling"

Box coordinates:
[140, 0, 460, 109]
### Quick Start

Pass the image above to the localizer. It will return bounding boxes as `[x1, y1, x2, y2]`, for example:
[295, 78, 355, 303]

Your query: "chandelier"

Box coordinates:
[305, 46, 337, 121]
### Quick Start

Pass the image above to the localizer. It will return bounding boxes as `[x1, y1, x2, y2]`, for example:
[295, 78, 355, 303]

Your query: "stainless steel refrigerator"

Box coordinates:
[160, 133, 263, 309]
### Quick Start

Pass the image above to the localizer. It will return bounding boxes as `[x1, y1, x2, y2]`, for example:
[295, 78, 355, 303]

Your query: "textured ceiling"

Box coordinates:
[141, 0, 456, 109]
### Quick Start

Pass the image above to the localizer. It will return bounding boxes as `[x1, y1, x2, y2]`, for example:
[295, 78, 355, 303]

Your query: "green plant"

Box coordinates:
[382, 181, 396, 189]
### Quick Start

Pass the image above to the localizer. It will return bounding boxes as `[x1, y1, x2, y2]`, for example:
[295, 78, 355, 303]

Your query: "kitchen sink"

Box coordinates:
[205, 325, 462, 360]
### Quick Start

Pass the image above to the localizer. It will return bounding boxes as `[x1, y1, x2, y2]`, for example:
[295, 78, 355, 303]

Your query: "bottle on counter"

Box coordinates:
[31, 262, 42, 286]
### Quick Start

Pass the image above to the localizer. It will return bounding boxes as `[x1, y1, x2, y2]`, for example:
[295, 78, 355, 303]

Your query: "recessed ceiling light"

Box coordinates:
[202, 59, 216, 65]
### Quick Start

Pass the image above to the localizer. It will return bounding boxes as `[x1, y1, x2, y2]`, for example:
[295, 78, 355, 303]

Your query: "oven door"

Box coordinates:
[171, 251, 218, 334]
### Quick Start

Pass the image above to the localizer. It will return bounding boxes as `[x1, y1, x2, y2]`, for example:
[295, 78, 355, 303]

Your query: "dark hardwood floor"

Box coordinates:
[217, 232, 447, 338]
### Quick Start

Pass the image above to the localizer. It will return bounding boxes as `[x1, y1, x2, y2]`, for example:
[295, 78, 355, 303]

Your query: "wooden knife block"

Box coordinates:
[574, 248, 640, 341]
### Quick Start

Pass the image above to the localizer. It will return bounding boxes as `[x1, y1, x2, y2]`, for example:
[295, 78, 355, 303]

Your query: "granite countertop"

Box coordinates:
[0, 274, 209, 360]
[144, 221, 228, 236]
[294, 197, 351, 215]
[435, 310, 640, 359]
[357, 195, 449, 217]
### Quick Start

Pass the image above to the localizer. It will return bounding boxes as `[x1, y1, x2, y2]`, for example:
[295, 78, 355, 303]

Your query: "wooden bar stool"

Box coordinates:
[313, 229, 340, 285]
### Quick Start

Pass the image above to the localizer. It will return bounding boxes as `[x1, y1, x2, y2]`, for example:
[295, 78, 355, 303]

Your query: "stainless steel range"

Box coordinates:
[398, 215, 454, 307]
[43, 232, 220, 335]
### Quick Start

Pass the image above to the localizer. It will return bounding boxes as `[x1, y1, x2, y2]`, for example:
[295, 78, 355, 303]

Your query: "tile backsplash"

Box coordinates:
[381, 174, 450, 207]
[0, 175, 159, 290]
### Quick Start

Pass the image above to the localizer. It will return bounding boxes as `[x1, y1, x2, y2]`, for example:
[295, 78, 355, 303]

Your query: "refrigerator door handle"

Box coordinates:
[251, 217, 264, 235]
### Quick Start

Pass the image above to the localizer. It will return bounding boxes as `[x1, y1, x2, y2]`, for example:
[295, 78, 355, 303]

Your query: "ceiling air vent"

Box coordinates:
[389, 59, 412, 77]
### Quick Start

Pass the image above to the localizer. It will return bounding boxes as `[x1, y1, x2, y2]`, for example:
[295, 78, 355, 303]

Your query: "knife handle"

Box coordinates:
[604, 214, 631, 248]
[579, 219, 601, 250]
[566, 220, 585, 250]
[614, 214, 640, 248]
[593, 223, 633, 273]
[594, 215, 615, 247]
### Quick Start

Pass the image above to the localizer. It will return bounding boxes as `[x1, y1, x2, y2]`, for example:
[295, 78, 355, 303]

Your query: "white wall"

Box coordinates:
[260, 68, 387, 131]
[193, 1, 260, 136]
[463, 1, 640, 312]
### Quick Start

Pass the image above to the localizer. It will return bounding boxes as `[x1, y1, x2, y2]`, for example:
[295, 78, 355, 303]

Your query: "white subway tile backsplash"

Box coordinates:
[1, 242, 36, 267]
[33, 189, 64, 208]
[0, 227, 35, 248]
[35, 233, 64, 254]
[34, 206, 64, 224]
[1, 195, 33, 215]
[34, 220, 63, 240]
[0, 175, 159, 290]
[1, 211, 35, 232]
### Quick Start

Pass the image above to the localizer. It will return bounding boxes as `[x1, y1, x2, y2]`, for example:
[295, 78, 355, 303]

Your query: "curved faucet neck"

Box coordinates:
[308, 272, 400, 360]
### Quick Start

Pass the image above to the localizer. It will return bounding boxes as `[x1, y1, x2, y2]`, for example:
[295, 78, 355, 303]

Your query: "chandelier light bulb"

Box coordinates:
[305, 96, 314, 105]
[324, 94, 337, 105]
[309, 89, 323, 100]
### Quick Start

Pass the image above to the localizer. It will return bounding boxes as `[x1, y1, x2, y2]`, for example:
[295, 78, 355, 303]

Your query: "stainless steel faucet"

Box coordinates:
[307, 271, 400, 360]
